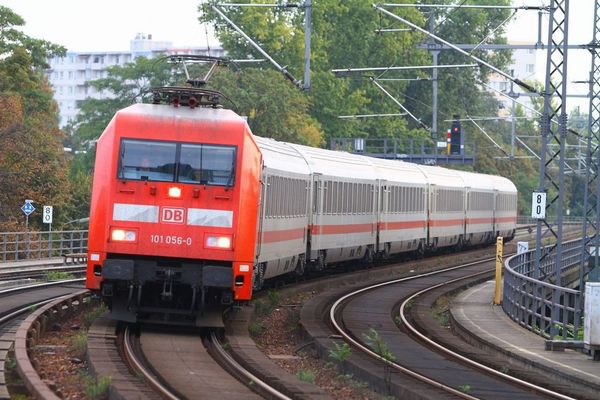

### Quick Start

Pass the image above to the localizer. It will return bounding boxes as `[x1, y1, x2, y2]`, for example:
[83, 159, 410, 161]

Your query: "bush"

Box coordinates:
[70, 331, 87, 359]
[82, 374, 111, 399]
[296, 369, 315, 384]
[83, 304, 108, 327]
[45, 270, 75, 281]
[329, 342, 351, 362]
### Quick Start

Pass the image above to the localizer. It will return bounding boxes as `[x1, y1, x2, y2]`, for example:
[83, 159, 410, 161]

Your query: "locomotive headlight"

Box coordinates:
[205, 235, 232, 249]
[168, 186, 182, 198]
[110, 228, 137, 242]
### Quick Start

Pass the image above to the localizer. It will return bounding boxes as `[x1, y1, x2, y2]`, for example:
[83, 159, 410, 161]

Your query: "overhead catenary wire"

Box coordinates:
[370, 77, 429, 130]
[373, 4, 538, 94]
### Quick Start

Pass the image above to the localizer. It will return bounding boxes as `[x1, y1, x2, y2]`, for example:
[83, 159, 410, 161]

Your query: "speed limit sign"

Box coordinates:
[531, 192, 546, 219]
[43, 206, 53, 224]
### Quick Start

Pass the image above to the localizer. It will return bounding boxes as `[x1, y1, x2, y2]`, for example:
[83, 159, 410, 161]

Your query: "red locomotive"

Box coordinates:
[86, 88, 262, 326]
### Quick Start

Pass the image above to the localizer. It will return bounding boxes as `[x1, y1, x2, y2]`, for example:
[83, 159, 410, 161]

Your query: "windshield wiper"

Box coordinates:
[225, 159, 235, 191]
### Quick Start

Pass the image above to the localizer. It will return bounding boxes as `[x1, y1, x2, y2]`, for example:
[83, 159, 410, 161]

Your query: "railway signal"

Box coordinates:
[450, 115, 462, 155]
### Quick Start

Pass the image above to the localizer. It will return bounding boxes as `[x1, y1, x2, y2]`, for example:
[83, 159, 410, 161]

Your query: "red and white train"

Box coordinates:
[86, 94, 517, 326]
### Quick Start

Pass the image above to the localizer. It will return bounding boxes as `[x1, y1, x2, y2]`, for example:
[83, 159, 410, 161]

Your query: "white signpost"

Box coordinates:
[531, 192, 546, 219]
[517, 241, 529, 255]
[43, 205, 53, 231]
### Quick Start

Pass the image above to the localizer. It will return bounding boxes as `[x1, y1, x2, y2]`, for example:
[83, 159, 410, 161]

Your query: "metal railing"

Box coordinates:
[516, 215, 584, 225]
[503, 239, 584, 340]
[0, 230, 88, 262]
[329, 137, 476, 165]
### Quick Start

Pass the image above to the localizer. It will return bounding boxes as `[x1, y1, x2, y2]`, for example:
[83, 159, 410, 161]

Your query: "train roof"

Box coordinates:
[287, 143, 378, 180]
[254, 136, 311, 175]
[489, 175, 518, 193]
[454, 170, 496, 191]
[114, 103, 248, 129]
[415, 164, 465, 188]
[253, 136, 517, 193]
[367, 158, 428, 186]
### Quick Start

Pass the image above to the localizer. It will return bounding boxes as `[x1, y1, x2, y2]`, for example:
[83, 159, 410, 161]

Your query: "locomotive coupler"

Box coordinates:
[161, 277, 174, 301]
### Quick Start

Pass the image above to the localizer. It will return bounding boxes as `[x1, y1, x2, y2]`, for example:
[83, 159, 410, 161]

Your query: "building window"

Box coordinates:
[526, 64, 534, 73]
[68, 71, 73, 80]
[499, 81, 508, 91]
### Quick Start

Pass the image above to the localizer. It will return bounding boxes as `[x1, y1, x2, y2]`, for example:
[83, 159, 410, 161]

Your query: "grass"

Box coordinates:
[285, 309, 301, 333]
[362, 328, 395, 362]
[254, 290, 281, 317]
[296, 368, 316, 384]
[342, 374, 368, 389]
[81, 374, 111, 399]
[329, 342, 352, 362]
[70, 331, 88, 359]
[83, 304, 108, 327]
[432, 295, 451, 327]
[457, 384, 472, 393]
[45, 270, 75, 281]
[5, 355, 16, 371]
[248, 321, 265, 337]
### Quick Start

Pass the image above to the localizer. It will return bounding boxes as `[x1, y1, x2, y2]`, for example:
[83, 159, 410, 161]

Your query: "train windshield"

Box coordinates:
[118, 139, 236, 186]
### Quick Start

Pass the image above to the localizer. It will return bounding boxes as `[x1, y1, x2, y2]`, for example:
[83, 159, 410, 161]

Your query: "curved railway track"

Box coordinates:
[4, 225, 574, 399]
[122, 325, 292, 400]
[328, 258, 575, 399]
[0, 279, 85, 399]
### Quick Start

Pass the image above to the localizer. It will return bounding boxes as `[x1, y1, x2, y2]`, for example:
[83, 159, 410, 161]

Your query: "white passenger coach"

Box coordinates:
[252, 136, 517, 288]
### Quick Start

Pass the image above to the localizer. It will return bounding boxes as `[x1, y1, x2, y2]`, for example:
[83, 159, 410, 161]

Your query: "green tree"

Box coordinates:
[201, 0, 430, 142]
[0, 6, 65, 69]
[0, 7, 70, 230]
[207, 68, 322, 145]
[201, 0, 515, 147]
[66, 56, 180, 151]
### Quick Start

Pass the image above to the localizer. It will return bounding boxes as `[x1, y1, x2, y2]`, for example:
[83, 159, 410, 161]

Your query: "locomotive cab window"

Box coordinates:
[119, 140, 177, 182]
[179, 144, 236, 186]
[118, 139, 236, 186]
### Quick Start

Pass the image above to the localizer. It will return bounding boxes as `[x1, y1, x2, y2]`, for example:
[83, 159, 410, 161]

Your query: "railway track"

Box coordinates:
[328, 258, 575, 399]
[12, 225, 573, 399]
[121, 325, 292, 399]
[0, 279, 86, 399]
[0, 259, 85, 282]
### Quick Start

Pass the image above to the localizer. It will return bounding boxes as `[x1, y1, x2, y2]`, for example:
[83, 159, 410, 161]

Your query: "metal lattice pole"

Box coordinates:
[535, 0, 570, 339]
[582, 0, 600, 285]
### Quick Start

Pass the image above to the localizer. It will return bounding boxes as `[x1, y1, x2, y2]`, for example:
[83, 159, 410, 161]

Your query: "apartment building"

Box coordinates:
[46, 33, 225, 127]
[487, 43, 538, 116]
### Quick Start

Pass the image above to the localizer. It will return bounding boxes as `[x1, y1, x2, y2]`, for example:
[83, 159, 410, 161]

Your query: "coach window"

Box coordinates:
[119, 139, 177, 182]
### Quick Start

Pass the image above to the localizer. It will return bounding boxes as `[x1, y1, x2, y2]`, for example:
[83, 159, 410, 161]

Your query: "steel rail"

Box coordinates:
[123, 326, 179, 400]
[398, 270, 576, 400]
[329, 254, 577, 400]
[329, 259, 490, 400]
[209, 331, 293, 400]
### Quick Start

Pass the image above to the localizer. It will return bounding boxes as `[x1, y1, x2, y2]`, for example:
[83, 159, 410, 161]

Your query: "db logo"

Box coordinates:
[161, 207, 185, 224]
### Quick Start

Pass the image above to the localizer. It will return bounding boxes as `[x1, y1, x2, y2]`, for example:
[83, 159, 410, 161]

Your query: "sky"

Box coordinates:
[1, 1, 595, 112]
[2, 0, 217, 51]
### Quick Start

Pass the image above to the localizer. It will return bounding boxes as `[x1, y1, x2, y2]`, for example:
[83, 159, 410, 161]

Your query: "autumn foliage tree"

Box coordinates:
[0, 6, 70, 230]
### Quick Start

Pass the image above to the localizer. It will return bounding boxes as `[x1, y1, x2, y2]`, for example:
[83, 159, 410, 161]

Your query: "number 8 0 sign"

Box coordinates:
[531, 192, 546, 219]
